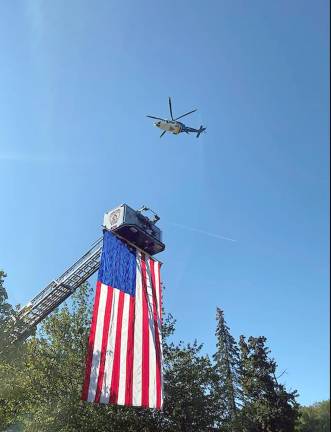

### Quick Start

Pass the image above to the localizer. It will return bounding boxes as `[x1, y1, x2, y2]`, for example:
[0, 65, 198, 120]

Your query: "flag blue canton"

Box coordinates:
[98, 230, 137, 296]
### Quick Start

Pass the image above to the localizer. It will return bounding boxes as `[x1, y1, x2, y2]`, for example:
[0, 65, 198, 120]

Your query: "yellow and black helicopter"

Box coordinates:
[147, 97, 206, 138]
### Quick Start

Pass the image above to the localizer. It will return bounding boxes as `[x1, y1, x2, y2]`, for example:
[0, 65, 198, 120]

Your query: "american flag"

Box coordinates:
[82, 230, 163, 409]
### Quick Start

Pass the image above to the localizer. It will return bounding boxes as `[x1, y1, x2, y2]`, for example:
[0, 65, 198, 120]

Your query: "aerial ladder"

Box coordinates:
[12, 204, 165, 342]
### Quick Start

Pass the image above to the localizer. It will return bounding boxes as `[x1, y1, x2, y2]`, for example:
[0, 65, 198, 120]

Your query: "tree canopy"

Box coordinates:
[295, 400, 330, 432]
[0, 272, 327, 431]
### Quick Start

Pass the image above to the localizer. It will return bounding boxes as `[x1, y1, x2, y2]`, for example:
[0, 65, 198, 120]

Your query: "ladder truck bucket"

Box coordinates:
[103, 203, 165, 256]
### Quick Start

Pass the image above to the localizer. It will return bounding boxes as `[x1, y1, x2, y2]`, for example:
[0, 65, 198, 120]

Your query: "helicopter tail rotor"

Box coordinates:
[196, 126, 206, 138]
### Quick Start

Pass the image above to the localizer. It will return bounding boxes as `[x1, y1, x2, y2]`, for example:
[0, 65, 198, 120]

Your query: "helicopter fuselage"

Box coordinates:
[154, 120, 183, 134]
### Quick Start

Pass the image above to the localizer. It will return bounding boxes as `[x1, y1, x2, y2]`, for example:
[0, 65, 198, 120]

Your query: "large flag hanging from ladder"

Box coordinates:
[82, 230, 163, 409]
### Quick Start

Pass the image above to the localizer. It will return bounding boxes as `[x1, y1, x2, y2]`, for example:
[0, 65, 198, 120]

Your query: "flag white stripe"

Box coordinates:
[132, 251, 143, 406]
[117, 292, 130, 405]
[154, 262, 161, 328]
[154, 262, 163, 406]
[145, 257, 157, 408]
[87, 285, 108, 402]
[99, 288, 119, 404]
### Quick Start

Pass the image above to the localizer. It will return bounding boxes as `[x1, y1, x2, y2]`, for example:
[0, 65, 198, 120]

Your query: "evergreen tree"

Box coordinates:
[238, 335, 299, 432]
[213, 307, 239, 429]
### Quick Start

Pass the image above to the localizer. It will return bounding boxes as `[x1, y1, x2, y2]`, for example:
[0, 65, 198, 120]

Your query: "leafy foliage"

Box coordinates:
[295, 400, 330, 432]
[163, 340, 220, 431]
[0, 270, 16, 355]
[0, 271, 28, 430]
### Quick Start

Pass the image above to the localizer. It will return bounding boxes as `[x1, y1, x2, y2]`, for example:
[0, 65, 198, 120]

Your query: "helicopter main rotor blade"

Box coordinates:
[175, 109, 197, 121]
[168, 97, 174, 120]
[146, 115, 166, 121]
[160, 131, 167, 138]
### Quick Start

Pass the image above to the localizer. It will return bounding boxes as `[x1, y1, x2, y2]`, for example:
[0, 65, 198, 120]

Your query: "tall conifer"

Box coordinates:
[213, 307, 239, 426]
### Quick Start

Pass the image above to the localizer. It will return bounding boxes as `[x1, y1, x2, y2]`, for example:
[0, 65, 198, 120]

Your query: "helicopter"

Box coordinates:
[147, 97, 206, 138]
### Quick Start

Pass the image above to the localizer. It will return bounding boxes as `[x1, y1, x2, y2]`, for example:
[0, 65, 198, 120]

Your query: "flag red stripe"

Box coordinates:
[81, 281, 102, 400]
[110, 290, 125, 403]
[125, 295, 135, 406]
[141, 254, 150, 407]
[150, 259, 162, 409]
[95, 286, 114, 403]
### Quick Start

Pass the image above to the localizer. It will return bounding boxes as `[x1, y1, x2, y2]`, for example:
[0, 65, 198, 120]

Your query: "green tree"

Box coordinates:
[0, 270, 28, 431]
[0, 270, 16, 355]
[295, 400, 330, 432]
[238, 335, 299, 432]
[0, 270, 29, 358]
[213, 307, 239, 430]
[163, 340, 220, 431]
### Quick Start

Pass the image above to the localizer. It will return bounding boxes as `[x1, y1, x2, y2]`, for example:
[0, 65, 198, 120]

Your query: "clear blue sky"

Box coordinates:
[0, 0, 329, 406]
